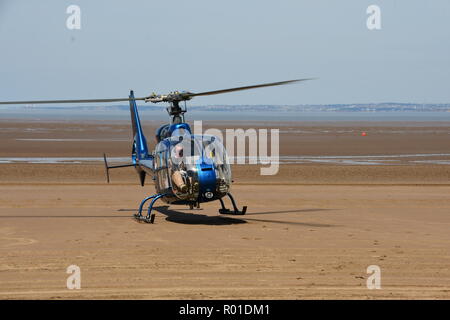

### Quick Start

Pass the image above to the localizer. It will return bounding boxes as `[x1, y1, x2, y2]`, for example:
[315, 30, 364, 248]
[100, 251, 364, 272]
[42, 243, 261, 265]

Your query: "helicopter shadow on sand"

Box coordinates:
[118, 207, 336, 227]
[152, 206, 246, 225]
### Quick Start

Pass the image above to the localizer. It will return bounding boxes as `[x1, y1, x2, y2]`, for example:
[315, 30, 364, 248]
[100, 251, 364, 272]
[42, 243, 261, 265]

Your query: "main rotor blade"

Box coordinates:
[188, 78, 315, 97]
[0, 97, 147, 105]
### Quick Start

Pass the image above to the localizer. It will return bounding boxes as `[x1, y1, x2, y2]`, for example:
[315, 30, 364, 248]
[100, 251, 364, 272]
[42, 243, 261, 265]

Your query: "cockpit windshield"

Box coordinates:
[167, 134, 229, 166]
[166, 134, 232, 198]
[199, 135, 232, 194]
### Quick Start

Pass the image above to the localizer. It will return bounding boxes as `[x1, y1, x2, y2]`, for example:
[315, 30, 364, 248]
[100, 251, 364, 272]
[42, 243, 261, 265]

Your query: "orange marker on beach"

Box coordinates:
[361, 132, 367, 136]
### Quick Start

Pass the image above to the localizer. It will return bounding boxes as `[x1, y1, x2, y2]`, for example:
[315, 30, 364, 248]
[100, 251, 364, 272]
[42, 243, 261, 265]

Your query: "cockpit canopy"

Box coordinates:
[167, 134, 228, 166]
[154, 133, 231, 201]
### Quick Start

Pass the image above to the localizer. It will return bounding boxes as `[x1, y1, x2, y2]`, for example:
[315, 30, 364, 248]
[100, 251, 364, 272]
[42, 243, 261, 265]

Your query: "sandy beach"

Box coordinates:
[0, 119, 449, 299]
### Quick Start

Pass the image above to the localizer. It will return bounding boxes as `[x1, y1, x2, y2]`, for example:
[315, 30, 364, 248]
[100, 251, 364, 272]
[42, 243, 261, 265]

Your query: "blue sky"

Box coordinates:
[0, 0, 449, 105]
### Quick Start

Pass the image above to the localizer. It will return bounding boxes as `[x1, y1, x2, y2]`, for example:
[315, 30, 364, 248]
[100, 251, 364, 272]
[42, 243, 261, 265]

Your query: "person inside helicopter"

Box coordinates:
[170, 143, 189, 193]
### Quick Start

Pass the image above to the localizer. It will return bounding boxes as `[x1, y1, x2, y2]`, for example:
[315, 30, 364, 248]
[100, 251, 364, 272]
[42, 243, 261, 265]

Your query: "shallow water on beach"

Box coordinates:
[1, 153, 449, 165]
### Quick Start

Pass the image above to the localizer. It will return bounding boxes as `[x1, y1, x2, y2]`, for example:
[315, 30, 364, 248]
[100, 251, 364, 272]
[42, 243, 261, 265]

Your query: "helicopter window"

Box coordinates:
[158, 169, 170, 190]
[171, 128, 187, 138]
[154, 142, 169, 170]
[197, 135, 232, 191]
[155, 141, 168, 153]
[158, 152, 166, 169]
[164, 136, 201, 198]
[166, 134, 230, 172]
[167, 135, 202, 166]
[198, 135, 229, 167]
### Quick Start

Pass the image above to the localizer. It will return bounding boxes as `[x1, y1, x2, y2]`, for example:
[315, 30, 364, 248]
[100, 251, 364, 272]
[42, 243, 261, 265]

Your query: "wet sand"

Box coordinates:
[1, 119, 450, 159]
[0, 120, 449, 299]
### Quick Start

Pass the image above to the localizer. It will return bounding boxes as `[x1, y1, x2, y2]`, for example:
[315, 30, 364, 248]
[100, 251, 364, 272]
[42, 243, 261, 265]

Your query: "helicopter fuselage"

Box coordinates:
[135, 125, 231, 206]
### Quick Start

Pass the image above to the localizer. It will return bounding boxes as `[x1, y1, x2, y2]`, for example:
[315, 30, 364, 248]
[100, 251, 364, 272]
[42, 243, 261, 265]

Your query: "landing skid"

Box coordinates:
[218, 193, 247, 215]
[134, 193, 165, 223]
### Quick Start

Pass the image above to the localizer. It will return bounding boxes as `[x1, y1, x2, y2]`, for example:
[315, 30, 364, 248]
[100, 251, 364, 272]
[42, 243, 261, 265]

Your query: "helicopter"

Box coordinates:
[0, 79, 313, 223]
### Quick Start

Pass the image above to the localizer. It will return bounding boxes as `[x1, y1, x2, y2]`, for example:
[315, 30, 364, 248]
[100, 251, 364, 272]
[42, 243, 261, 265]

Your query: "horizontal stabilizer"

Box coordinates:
[103, 153, 135, 183]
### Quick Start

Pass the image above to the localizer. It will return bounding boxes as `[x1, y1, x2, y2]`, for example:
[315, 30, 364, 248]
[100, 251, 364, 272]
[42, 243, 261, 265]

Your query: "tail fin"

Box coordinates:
[129, 90, 149, 161]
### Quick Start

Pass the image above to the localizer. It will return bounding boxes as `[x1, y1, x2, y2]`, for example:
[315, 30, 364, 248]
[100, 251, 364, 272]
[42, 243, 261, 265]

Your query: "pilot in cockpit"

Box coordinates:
[170, 143, 189, 193]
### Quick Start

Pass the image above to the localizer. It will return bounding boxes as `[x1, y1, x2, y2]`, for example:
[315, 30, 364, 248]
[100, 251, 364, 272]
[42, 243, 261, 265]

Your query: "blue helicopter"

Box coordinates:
[0, 79, 312, 223]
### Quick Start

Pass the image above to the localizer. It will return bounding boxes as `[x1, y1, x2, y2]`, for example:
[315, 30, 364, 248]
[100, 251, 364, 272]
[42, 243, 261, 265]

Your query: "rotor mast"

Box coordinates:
[167, 100, 186, 124]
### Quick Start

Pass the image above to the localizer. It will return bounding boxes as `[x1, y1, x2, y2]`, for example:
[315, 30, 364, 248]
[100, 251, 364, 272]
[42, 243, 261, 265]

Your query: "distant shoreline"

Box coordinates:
[1, 110, 450, 121]
[1, 102, 450, 112]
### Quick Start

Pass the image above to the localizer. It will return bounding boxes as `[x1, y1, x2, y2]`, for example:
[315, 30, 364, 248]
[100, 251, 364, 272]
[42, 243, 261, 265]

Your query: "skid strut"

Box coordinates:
[218, 193, 247, 215]
[134, 193, 166, 223]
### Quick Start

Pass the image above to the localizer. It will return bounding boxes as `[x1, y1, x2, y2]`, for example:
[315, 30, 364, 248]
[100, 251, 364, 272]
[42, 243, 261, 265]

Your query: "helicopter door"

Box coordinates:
[154, 141, 170, 193]
[199, 135, 232, 195]
[167, 135, 200, 201]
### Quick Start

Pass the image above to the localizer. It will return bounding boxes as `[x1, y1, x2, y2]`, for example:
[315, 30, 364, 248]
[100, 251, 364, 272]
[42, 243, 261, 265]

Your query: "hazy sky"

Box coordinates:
[0, 0, 449, 105]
